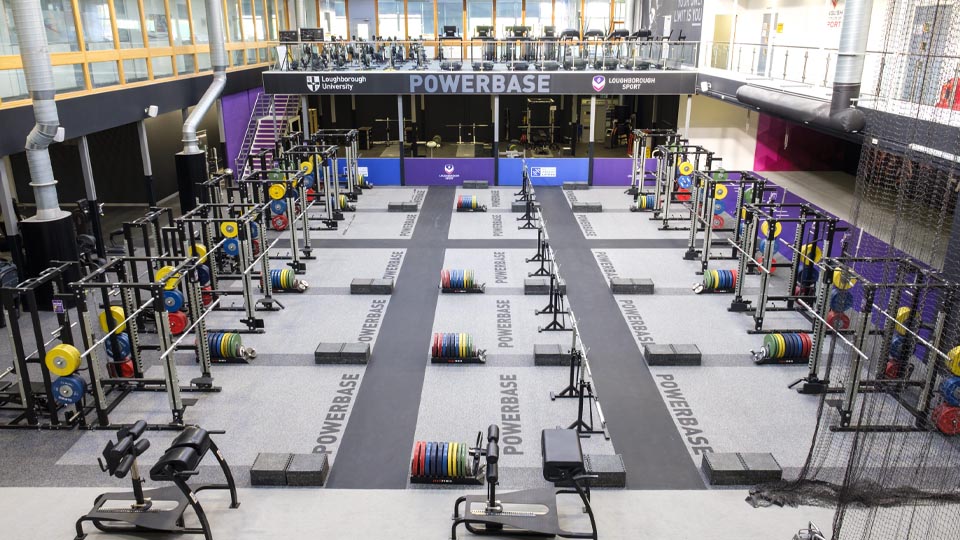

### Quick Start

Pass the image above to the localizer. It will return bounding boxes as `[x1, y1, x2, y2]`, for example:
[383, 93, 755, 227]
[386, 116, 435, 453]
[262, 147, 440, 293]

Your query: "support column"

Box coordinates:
[493, 95, 500, 185]
[588, 96, 596, 186]
[137, 120, 156, 205]
[301, 96, 310, 137]
[684, 94, 693, 137]
[78, 136, 106, 259]
[398, 96, 405, 186]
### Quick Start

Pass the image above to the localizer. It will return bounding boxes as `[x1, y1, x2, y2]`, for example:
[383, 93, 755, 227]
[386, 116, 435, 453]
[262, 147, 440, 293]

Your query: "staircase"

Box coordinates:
[234, 93, 300, 176]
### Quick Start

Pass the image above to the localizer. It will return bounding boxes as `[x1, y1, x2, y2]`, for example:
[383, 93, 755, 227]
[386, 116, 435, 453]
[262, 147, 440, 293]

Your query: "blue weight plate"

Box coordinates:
[442, 442, 449, 476]
[830, 290, 853, 312]
[457, 269, 463, 289]
[270, 199, 287, 215]
[197, 264, 211, 285]
[163, 290, 184, 312]
[213, 332, 223, 358]
[723, 270, 731, 289]
[105, 333, 131, 359]
[443, 333, 451, 358]
[943, 377, 960, 407]
[302, 174, 315, 189]
[433, 442, 441, 476]
[425, 442, 433, 477]
[790, 333, 801, 358]
[223, 238, 240, 257]
[677, 175, 693, 189]
[713, 200, 725, 215]
[249, 222, 260, 239]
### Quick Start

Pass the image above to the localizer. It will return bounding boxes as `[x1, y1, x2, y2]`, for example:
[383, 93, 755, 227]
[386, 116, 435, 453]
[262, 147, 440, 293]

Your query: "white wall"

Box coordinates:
[678, 94, 758, 170]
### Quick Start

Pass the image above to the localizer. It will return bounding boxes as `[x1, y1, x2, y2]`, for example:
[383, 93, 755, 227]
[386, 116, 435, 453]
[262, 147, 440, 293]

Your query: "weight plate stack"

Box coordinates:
[103, 333, 132, 360]
[941, 377, 960, 407]
[52, 374, 86, 405]
[932, 403, 960, 435]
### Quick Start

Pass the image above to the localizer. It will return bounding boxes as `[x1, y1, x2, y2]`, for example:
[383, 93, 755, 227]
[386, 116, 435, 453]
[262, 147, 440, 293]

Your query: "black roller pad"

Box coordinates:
[701, 452, 782, 486]
[562, 182, 590, 190]
[251, 453, 292, 486]
[571, 202, 603, 213]
[462, 180, 489, 189]
[643, 344, 701, 366]
[286, 453, 329, 486]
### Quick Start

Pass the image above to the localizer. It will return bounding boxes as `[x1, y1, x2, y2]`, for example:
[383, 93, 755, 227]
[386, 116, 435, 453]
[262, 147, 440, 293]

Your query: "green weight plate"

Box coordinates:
[763, 334, 777, 359]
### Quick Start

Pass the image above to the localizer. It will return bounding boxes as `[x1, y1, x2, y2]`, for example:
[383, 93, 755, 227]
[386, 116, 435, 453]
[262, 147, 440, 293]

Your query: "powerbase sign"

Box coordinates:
[263, 70, 697, 95]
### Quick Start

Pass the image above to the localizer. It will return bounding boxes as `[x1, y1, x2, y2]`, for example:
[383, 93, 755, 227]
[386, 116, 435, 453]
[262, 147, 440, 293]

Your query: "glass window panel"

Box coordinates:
[232, 49, 245, 65]
[378, 0, 403, 39]
[306, 3, 318, 27]
[0, 1, 18, 55]
[585, 0, 609, 33]
[226, 0, 241, 41]
[437, 0, 462, 37]
[190, 0, 208, 42]
[247, 48, 257, 62]
[253, 0, 266, 40]
[555, 0, 578, 32]
[177, 53, 195, 73]
[123, 58, 149, 81]
[197, 51, 211, 70]
[79, 0, 114, 51]
[44, 0, 81, 52]
[266, 0, 277, 40]
[277, 0, 286, 32]
[171, 0, 192, 45]
[614, 0, 627, 24]
[241, 0, 254, 41]
[331, 0, 347, 38]
[52, 64, 86, 92]
[0, 68, 28, 100]
[143, 0, 170, 46]
[258, 47, 267, 61]
[496, 0, 521, 37]
[114, 0, 144, 48]
[89, 60, 120, 87]
[466, 0, 491, 38]
[525, 1, 553, 35]
[152, 55, 174, 78]
[407, 0, 433, 39]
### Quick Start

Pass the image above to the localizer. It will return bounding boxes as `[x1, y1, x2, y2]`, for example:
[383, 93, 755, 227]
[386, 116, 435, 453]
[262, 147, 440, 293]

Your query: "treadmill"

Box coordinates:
[439, 25, 463, 71]
[537, 26, 560, 71]
[504, 26, 532, 71]
[600, 28, 630, 70]
[625, 29, 653, 70]
[472, 25, 495, 71]
[559, 28, 585, 70]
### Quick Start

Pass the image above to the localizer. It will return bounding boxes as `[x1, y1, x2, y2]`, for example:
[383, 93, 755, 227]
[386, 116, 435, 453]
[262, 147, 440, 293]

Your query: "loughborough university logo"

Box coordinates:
[444, 164, 455, 174]
[306, 76, 321, 92]
[592, 75, 606, 92]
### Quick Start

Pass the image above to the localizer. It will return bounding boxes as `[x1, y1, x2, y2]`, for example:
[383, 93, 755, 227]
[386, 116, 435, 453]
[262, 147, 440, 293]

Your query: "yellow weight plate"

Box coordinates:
[948, 346, 960, 376]
[189, 243, 208, 263]
[300, 160, 314, 175]
[710, 269, 719, 289]
[775, 334, 786, 358]
[714, 184, 728, 200]
[800, 244, 822, 265]
[220, 221, 239, 238]
[45, 343, 82, 376]
[99, 306, 126, 334]
[832, 270, 856, 290]
[760, 221, 782, 238]
[448, 442, 455, 476]
[155, 265, 180, 290]
[268, 184, 287, 201]
[895, 307, 911, 335]
[678, 161, 694, 175]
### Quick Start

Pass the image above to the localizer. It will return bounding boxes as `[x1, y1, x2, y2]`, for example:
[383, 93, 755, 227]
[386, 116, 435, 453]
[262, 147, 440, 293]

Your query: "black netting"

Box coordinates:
[748, 1, 960, 538]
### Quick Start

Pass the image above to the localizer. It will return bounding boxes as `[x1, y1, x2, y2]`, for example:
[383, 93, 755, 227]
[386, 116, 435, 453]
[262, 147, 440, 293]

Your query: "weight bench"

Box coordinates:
[75, 422, 239, 540]
[451, 427, 597, 539]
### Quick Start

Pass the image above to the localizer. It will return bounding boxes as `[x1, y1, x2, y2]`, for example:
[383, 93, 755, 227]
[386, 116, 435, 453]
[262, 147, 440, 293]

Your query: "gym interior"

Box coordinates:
[0, 1, 959, 539]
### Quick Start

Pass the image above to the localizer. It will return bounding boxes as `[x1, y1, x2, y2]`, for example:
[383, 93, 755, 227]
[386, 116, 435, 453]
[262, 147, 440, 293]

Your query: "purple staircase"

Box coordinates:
[235, 94, 300, 176]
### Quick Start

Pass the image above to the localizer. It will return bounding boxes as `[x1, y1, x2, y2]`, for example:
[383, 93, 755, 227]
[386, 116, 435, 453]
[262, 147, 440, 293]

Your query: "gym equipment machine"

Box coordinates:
[440, 269, 485, 293]
[281, 143, 342, 233]
[311, 128, 365, 198]
[74, 421, 239, 540]
[439, 26, 463, 71]
[502, 26, 533, 70]
[451, 426, 598, 540]
[559, 29, 586, 70]
[431, 332, 486, 363]
[599, 28, 631, 69]
[551, 312, 609, 439]
[626, 128, 678, 197]
[536, 26, 560, 70]
[470, 26, 496, 71]
[410, 436, 483, 485]
[653, 143, 721, 230]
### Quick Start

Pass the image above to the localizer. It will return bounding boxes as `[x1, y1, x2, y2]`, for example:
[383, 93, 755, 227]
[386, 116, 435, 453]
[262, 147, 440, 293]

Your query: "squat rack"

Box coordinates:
[310, 128, 365, 196]
[653, 143, 721, 230]
[626, 128, 679, 197]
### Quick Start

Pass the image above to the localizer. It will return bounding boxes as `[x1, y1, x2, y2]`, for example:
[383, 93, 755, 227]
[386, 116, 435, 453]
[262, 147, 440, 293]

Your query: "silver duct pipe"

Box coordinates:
[182, 0, 229, 154]
[13, 0, 68, 221]
[296, 0, 307, 29]
[831, 0, 875, 113]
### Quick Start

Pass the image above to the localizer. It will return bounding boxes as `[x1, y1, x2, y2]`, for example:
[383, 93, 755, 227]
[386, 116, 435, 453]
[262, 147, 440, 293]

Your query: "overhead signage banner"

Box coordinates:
[263, 71, 698, 95]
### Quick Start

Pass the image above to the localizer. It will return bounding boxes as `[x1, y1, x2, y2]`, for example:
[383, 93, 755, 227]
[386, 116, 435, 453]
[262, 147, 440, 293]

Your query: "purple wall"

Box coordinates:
[404, 158, 495, 185]
[592, 158, 657, 186]
[221, 87, 264, 171]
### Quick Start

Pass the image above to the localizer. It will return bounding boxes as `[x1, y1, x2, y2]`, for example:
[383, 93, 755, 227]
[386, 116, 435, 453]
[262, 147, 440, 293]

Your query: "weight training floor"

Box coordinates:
[0, 185, 851, 538]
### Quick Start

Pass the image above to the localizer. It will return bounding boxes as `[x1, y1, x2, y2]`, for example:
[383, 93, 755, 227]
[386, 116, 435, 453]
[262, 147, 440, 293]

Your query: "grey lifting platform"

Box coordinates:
[250, 453, 292, 486]
[512, 200, 541, 213]
[643, 344, 702, 366]
[251, 452, 329, 486]
[534, 343, 572, 366]
[701, 452, 782, 486]
[351, 278, 394, 294]
[388, 202, 420, 212]
[314, 342, 371, 364]
[463, 180, 489, 189]
[609, 277, 654, 294]
[571, 202, 603, 213]
[562, 182, 590, 190]
[524, 278, 567, 295]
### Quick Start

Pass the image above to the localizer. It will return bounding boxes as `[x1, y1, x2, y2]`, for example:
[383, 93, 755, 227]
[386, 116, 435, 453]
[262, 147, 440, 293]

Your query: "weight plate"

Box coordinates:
[302, 174, 315, 189]
[168, 311, 188, 335]
[713, 200, 725, 215]
[431, 333, 438, 357]
[163, 289, 185, 312]
[249, 221, 260, 239]
[676, 188, 691, 202]
[197, 265, 211, 286]
[774, 333, 786, 358]
[446, 442, 453, 476]
[791, 333, 802, 358]
[190, 243, 208, 263]
[832, 270, 857, 290]
[154, 266, 180, 290]
[271, 214, 288, 231]
[425, 442, 433, 477]
[933, 404, 960, 435]
[712, 168, 728, 182]
[46, 344, 82, 376]
[798, 266, 819, 287]
[712, 215, 724, 229]
[104, 333, 132, 359]
[677, 175, 693, 189]
[763, 334, 777, 359]
[947, 346, 960, 376]
[220, 221, 239, 238]
[760, 221, 782, 238]
[890, 335, 905, 358]
[300, 160, 315, 175]
[270, 199, 288, 215]
[412, 441, 421, 476]
[711, 269, 720, 290]
[801, 244, 823, 265]
[942, 377, 960, 407]
[830, 290, 853, 312]
[895, 307, 911, 335]
[461, 332, 467, 358]
[678, 161, 694, 176]
[223, 238, 240, 257]
[433, 442, 441, 477]
[99, 306, 127, 334]
[714, 184, 729, 200]
[52, 374, 86, 405]
[268, 170, 284, 182]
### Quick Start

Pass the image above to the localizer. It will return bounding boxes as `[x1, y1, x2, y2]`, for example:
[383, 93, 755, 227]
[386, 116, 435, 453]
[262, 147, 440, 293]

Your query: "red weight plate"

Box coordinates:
[712, 215, 724, 229]
[885, 360, 902, 379]
[201, 286, 213, 306]
[272, 215, 288, 231]
[800, 333, 811, 357]
[676, 188, 691, 202]
[118, 358, 135, 378]
[412, 441, 423, 476]
[168, 311, 188, 335]
[934, 404, 960, 435]
[836, 313, 850, 330]
[730, 270, 737, 289]
[432, 333, 440, 358]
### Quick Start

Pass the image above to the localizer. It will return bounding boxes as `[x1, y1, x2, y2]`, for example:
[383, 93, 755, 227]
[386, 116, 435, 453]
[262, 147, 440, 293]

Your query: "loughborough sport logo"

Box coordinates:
[444, 164, 455, 174]
[592, 75, 606, 92]
[440, 163, 459, 181]
[306, 75, 321, 92]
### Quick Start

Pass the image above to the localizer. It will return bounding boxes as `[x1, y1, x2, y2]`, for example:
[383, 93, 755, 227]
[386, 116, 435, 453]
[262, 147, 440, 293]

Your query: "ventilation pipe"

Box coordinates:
[13, 0, 68, 222]
[176, 0, 228, 212]
[296, 0, 307, 29]
[831, 0, 875, 113]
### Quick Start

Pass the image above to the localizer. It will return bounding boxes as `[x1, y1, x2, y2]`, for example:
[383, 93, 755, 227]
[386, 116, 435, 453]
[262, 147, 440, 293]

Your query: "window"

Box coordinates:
[177, 54, 195, 74]
[52, 64, 86, 92]
[330, 0, 347, 39]
[437, 0, 462, 36]
[143, 0, 170, 46]
[190, 0, 207, 42]
[80, 0, 114, 51]
[89, 60, 120, 87]
[585, 0, 609, 33]
[123, 58, 149, 81]
[246, 48, 257, 62]
[242, 0, 257, 41]
[152, 55, 174, 78]
[277, 0, 287, 32]
[44, 0, 81, 52]
[266, 0, 277, 40]
[232, 49, 245, 66]
[408, 0, 433, 39]
[466, 0, 491, 38]
[226, 0, 241, 41]
[114, 0, 144, 48]
[171, 0, 192, 45]
[555, 0, 578, 33]
[526, 1, 553, 35]
[197, 52, 211, 71]
[0, 69, 27, 101]
[496, 0, 521, 38]
[0, 1, 17, 55]
[378, 0, 403, 39]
